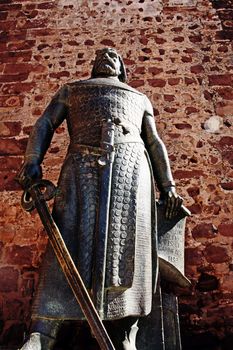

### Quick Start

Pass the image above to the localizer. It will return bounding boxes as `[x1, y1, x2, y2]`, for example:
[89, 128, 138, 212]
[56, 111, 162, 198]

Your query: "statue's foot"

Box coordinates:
[122, 320, 139, 350]
[19, 333, 41, 350]
[19, 332, 56, 350]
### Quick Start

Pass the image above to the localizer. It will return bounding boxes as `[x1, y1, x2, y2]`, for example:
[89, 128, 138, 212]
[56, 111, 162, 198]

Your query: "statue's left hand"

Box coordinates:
[160, 187, 183, 220]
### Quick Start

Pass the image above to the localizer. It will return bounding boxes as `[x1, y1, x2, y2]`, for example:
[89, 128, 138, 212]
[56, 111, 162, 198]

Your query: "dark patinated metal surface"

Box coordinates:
[28, 80, 157, 322]
[162, 292, 182, 350]
[106, 142, 143, 288]
[18, 48, 189, 350]
[21, 180, 115, 350]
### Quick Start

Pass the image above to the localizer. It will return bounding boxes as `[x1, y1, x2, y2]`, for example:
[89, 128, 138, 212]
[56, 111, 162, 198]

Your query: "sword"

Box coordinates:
[92, 119, 115, 318]
[21, 179, 115, 350]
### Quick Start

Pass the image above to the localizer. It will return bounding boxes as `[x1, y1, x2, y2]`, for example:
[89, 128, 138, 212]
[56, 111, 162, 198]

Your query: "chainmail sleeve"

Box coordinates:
[24, 85, 69, 164]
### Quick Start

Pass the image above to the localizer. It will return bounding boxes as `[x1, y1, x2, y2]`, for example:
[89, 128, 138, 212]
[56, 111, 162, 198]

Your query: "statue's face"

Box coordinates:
[93, 48, 121, 78]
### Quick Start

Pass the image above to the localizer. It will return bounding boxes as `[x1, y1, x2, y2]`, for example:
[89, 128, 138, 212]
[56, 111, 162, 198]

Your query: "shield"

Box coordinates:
[157, 202, 191, 288]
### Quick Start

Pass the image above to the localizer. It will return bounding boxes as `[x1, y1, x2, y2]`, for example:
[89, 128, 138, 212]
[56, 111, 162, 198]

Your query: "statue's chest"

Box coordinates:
[68, 86, 145, 126]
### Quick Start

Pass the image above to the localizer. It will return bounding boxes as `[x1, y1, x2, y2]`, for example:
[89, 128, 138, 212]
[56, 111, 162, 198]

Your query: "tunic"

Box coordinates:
[27, 78, 158, 321]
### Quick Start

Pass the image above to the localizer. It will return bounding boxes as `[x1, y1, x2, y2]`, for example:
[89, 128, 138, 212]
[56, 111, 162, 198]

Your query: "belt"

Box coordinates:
[69, 138, 144, 155]
[68, 143, 105, 156]
[68, 144, 113, 167]
[68, 140, 144, 167]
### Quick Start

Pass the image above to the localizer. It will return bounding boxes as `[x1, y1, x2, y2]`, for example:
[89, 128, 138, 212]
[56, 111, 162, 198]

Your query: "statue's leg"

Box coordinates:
[19, 319, 61, 350]
[137, 285, 165, 350]
[136, 286, 182, 350]
[102, 286, 165, 350]
[104, 316, 139, 350]
[161, 292, 182, 350]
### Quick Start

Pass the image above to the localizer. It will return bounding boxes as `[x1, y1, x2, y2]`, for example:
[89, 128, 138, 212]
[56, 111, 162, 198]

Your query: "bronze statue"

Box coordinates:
[18, 48, 189, 350]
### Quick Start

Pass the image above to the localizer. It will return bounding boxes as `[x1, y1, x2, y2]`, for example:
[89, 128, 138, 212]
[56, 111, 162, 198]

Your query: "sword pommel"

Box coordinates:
[21, 179, 57, 212]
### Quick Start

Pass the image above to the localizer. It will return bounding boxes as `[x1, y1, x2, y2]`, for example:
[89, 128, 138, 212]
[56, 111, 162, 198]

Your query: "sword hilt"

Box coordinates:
[21, 179, 57, 212]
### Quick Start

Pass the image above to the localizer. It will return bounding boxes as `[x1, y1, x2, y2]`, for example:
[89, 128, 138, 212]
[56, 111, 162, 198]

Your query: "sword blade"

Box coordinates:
[29, 184, 115, 350]
[92, 120, 115, 318]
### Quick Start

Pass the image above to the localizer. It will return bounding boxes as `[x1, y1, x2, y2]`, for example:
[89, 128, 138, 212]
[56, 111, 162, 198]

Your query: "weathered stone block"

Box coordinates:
[148, 79, 166, 87]
[196, 273, 219, 292]
[216, 101, 233, 116]
[175, 123, 192, 129]
[0, 171, 21, 191]
[174, 170, 204, 179]
[164, 94, 175, 101]
[187, 203, 202, 214]
[204, 245, 229, 264]
[148, 67, 163, 75]
[218, 222, 233, 237]
[0, 138, 27, 156]
[185, 77, 196, 85]
[185, 107, 198, 114]
[182, 56, 192, 63]
[168, 77, 181, 85]
[189, 35, 202, 43]
[2, 82, 34, 94]
[0, 267, 19, 292]
[129, 80, 144, 88]
[4, 245, 34, 266]
[49, 71, 70, 79]
[0, 122, 21, 137]
[208, 74, 233, 86]
[185, 247, 203, 266]
[217, 87, 233, 100]
[0, 156, 22, 170]
[190, 65, 204, 74]
[0, 73, 29, 83]
[220, 182, 233, 191]
[173, 36, 185, 42]
[192, 223, 217, 239]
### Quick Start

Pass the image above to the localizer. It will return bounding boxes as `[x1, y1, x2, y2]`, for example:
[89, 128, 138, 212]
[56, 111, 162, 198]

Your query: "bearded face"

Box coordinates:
[93, 48, 122, 78]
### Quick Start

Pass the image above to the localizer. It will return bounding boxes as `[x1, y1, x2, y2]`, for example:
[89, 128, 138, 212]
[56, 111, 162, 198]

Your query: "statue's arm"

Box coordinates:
[18, 85, 68, 188]
[141, 96, 183, 218]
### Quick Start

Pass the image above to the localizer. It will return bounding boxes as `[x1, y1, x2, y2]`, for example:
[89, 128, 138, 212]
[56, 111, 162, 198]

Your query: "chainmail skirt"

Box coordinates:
[32, 143, 156, 320]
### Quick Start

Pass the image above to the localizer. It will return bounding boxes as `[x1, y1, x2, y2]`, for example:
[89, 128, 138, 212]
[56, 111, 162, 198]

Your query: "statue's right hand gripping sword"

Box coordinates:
[21, 179, 115, 350]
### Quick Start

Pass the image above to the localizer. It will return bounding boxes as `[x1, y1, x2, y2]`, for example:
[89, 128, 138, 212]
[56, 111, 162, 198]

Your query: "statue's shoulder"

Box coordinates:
[66, 79, 144, 96]
[119, 82, 144, 96]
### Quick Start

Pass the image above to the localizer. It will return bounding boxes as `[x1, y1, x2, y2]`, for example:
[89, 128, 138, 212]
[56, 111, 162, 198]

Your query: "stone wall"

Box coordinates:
[0, 0, 232, 348]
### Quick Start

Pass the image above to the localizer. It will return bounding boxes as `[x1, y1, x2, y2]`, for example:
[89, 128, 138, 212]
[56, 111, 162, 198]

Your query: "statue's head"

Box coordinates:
[91, 48, 127, 82]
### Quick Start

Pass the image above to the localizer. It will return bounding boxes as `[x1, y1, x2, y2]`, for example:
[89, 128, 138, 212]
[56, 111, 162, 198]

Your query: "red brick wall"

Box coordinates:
[0, 0, 232, 347]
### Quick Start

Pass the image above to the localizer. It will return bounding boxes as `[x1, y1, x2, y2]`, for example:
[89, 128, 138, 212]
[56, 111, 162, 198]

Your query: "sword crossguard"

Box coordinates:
[21, 179, 57, 212]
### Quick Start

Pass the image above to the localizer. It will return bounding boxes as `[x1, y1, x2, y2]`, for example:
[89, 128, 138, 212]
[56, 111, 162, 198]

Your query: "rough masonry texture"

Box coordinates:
[0, 0, 232, 348]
